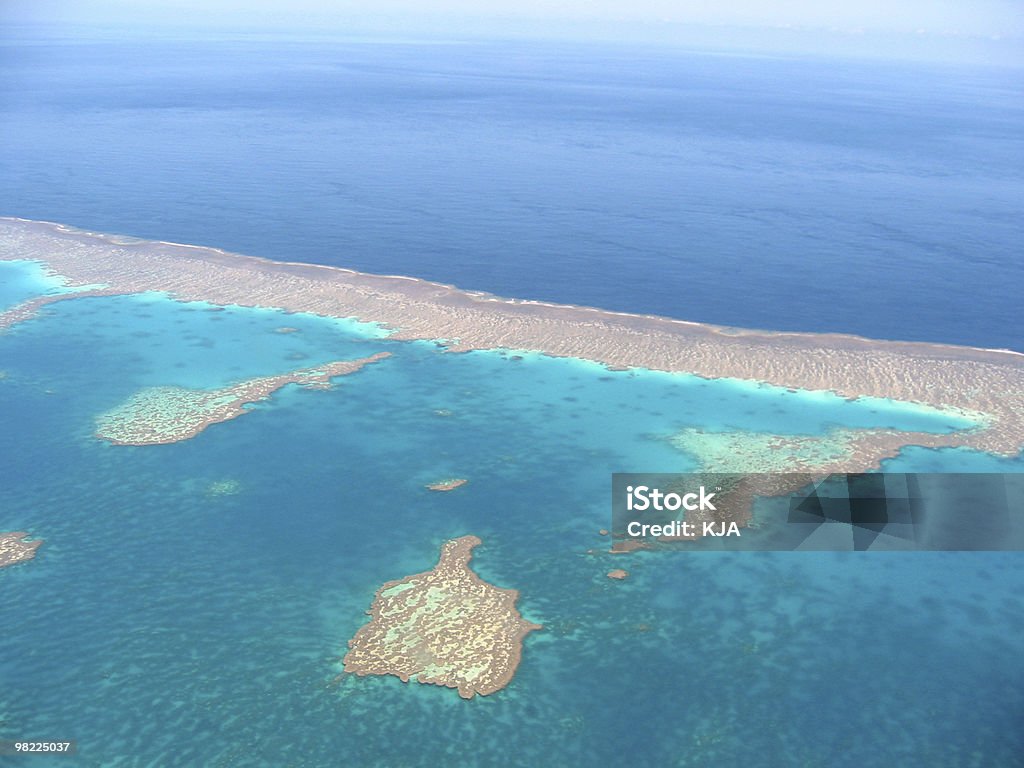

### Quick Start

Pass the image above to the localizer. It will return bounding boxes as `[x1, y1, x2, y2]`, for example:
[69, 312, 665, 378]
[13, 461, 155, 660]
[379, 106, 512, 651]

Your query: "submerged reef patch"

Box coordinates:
[343, 535, 541, 699]
[670, 426, 989, 474]
[205, 478, 242, 497]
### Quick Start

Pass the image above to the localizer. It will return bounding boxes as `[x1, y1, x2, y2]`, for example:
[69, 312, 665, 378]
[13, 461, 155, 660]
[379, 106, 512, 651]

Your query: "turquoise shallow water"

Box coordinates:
[0, 260, 69, 310]
[1, 260, 1023, 767]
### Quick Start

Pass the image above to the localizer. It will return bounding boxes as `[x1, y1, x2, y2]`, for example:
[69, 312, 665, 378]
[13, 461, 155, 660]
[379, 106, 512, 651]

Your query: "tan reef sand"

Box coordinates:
[0, 287, 125, 330]
[343, 535, 541, 699]
[0, 532, 42, 568]
[426, 478, 468, 492]
[607, 569, 629, 580]
[2, 218, 1023, 456]
[95, 353, 390, 445]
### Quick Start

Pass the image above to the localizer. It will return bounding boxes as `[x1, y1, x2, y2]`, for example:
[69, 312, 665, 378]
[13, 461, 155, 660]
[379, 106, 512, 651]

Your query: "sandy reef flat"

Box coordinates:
[95, 353, 390, 445]
[426, 478, 468, 492]
[0, 287, 124, 330]
[343, 535, 542, 698]
[1, 217, 1022, 456]
[0, 532, 42, 568]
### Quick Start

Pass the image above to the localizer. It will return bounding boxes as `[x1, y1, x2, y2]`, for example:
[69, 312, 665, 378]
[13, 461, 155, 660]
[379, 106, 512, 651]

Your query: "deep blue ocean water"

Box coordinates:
[1, 28, 1023, 768]
[0, 30, 1022, 349]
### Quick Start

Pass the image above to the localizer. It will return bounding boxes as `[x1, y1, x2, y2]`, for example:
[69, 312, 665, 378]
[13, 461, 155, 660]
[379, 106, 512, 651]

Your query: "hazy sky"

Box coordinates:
[5, 0, 1022, 62]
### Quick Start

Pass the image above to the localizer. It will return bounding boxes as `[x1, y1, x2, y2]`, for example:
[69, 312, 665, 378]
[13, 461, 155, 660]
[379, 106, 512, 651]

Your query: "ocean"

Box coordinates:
[1, 28, 1023, 768]
[1, 30, 1022, 349]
